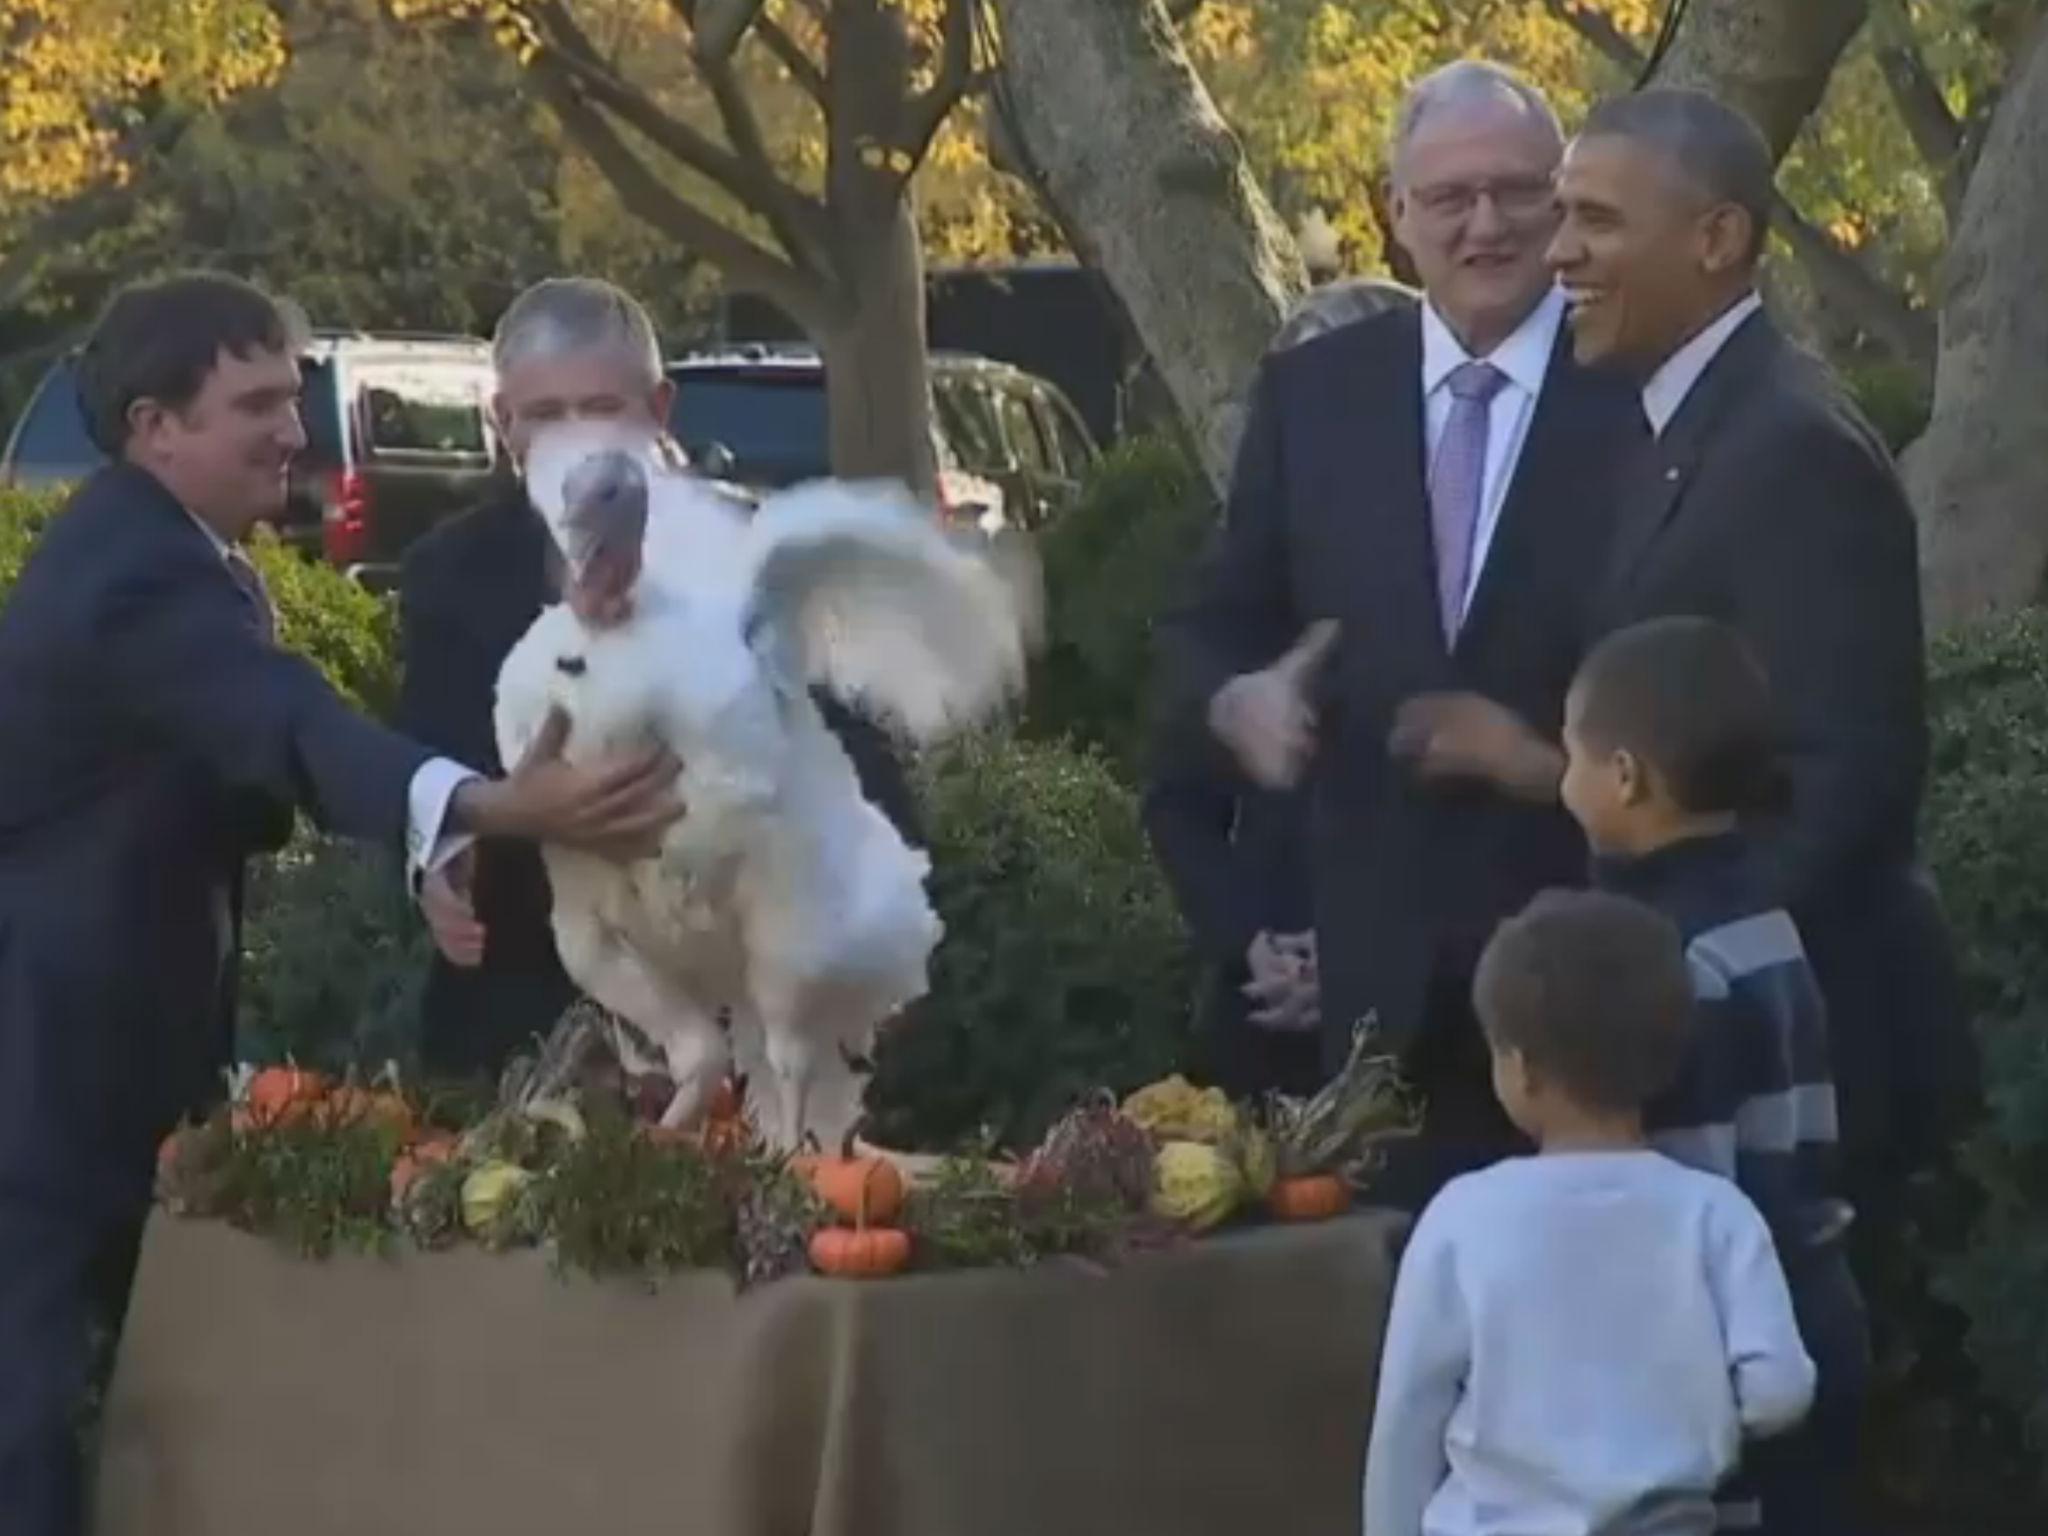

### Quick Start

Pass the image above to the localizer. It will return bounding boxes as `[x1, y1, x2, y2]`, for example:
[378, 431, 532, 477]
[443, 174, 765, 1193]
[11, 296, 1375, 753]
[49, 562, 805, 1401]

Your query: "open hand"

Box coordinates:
[1389, 692, 1563, 803]
[1208, 620, 1340, 791]
[421, 847, 486, 967]
[455, 707, 684, 858]
[1243, 929, 1321, 1033]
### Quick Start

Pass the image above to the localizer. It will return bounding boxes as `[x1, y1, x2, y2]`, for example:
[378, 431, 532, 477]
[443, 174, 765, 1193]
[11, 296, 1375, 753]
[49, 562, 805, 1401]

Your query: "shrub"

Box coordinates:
[863, 732, 1200, 1152]
[0, 485, 398, 716]
[1023, 437, 1217, 777]
[237, 834, 430, 1074]
[1921, 609, 2048, 1494]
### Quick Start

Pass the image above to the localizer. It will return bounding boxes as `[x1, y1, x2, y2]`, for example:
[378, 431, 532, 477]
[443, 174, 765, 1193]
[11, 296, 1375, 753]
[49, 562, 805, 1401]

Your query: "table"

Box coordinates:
[94, 1208, 1406, 1536]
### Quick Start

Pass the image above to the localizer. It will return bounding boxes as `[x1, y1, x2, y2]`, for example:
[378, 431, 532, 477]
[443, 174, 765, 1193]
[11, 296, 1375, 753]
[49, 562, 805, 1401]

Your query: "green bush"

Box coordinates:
[237, 834, 430, 1073]
[1022, 437, 1217, 777]
[1922, 609, 2048, 1488]
[863, 732, 1200, 1152]
[0, 485, 398, 715]
[1843, 357, 1935, 455]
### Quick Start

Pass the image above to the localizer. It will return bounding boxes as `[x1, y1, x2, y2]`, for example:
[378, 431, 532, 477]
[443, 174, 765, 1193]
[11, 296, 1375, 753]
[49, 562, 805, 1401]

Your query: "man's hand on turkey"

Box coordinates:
[456, 706, 685, 858]
[421, 846, 486, 968]
[1208, 621, 1339, 791]
[1388, 691, 1563, 803]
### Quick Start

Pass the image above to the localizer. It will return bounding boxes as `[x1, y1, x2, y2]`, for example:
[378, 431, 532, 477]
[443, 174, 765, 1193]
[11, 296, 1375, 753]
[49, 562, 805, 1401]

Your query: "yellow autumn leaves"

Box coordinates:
[1, 0, 286, 199]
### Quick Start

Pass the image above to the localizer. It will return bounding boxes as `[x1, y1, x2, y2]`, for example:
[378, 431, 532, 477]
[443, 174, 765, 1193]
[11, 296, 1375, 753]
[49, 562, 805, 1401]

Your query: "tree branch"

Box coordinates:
[531, 0, 827, 244]
[756, 14, 827, 103]
[528, 56, 833, 330]
[1769, 189, 1935, 371]
[1543, 0, 1645, 72]
[903, 0, 979, 166]
[1869, 0, 1965, 218]
[660, 0, 834, 273]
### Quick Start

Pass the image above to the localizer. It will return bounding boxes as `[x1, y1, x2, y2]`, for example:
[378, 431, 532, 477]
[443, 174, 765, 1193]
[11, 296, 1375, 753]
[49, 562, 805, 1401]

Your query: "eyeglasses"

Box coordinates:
[1407, 176, 1558, 222]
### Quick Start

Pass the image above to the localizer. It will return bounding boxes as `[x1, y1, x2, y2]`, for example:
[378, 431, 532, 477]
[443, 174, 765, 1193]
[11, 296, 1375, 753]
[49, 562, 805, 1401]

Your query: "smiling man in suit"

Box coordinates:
[0, 272, 684, 1535]
[1156, 61, 1642, 1207]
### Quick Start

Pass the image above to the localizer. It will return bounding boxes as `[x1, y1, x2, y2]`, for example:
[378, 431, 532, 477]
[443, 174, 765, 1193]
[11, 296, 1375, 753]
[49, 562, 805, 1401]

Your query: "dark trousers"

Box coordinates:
[1371, 962, 1530, 1214]
[0, 1198, 146, 1536]
[1747, 1238, 1872, 1536]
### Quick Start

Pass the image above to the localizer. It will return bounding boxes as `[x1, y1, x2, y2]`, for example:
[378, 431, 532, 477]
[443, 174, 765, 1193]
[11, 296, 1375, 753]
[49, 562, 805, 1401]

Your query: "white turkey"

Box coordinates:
[493, 420, 1030, 1150]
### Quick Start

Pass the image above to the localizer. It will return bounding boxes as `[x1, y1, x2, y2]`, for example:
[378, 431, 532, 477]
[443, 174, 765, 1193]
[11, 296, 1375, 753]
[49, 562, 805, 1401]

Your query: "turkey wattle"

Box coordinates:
[493, 421, 1029, 1150]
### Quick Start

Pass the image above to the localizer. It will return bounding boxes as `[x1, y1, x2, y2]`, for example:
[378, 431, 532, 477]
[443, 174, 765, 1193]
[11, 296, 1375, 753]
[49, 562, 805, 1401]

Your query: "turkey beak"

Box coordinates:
[561, 450, 649, 628]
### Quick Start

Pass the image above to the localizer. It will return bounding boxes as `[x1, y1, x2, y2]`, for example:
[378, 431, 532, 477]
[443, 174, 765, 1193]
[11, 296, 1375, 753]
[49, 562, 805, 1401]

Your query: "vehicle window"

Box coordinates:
[933, 379, 1004, 473]
[997, 387, 1052, 475]
[298, 359, 344, 467]
[353, 366, 491, 458]
[667, 372, 831, 486]
[1043, 395, 1095, 479]
[6, 362, 101, 475]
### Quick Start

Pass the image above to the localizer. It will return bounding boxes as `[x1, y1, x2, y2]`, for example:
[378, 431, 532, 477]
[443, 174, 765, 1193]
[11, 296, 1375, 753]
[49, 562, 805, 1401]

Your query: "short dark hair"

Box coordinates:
[1572, 615, 1789, 817]
[1580, 88, 1774, 263]
[76, 271, 305, 454]
[1474, 889, 1695, 1114]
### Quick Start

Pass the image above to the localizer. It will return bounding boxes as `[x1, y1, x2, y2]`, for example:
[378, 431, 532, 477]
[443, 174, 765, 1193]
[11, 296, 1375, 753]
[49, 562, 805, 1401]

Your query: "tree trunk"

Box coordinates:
[820, 194, 938, 496]
[1903, 19, 2048, 629]
[990, 0, 1304, 493]
[1651, 0, 1869, 160]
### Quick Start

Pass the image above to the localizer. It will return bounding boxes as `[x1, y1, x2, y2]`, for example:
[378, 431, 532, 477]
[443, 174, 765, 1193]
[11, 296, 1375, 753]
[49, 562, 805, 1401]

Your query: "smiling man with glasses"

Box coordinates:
[1156, 60, 1643, 1213]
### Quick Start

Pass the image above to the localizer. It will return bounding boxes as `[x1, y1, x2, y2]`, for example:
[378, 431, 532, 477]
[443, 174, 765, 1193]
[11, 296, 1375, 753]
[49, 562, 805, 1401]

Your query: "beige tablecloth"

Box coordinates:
[94, 1208, 1406, 1536]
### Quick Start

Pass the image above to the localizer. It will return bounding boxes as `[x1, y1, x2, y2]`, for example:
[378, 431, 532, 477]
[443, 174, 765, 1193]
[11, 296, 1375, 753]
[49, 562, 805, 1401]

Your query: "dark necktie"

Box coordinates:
[224, 547, 279, 646]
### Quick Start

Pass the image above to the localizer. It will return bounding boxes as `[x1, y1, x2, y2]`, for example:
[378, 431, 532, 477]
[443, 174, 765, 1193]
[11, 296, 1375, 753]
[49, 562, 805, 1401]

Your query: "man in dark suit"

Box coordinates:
[0, 273, 683, 1534]
[1143, 279, 1420, 1100]
[1155, 62, 1642, 1207]
[402, 277, 919, 1080]
[1398, 89, 1967, 1532]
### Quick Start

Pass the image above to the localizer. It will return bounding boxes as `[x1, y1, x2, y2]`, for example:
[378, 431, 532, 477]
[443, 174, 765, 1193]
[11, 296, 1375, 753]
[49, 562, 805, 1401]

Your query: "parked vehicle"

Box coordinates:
[2, 331, 499, 589]
[667, 346, 1099, 537]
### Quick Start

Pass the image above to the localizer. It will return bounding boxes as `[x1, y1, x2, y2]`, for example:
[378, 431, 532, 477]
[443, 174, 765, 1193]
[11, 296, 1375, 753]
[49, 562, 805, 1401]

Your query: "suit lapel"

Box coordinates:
[1606, 310, 1780, 596]
[1457, 324, 1589, 652]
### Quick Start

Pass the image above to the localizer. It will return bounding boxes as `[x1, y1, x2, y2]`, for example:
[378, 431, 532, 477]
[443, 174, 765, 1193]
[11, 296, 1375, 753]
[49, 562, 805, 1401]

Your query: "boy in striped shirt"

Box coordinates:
[1559, 615, 1868, 1536]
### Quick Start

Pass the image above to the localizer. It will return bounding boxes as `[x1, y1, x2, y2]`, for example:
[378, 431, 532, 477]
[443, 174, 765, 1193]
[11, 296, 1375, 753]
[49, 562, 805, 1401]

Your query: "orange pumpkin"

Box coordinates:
[321, 1086, 414, 1139]
[805, 1138, 905, 1226]
[809, 1225, 912, 1277]
[246, 1065, 329, 1126]
[1267, 1174, 1352, 1223]
[388, 1136, 456, 1205]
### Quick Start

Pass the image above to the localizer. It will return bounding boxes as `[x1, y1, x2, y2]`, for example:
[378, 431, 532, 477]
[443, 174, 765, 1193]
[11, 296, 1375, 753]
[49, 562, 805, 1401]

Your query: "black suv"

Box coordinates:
[2, 331, 500, 589]
[667, 346, 1099, 535]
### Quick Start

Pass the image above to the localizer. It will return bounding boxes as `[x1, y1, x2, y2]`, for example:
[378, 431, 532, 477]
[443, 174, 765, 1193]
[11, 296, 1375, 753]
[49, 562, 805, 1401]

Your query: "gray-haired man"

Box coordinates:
[397, 277, 917, 1079]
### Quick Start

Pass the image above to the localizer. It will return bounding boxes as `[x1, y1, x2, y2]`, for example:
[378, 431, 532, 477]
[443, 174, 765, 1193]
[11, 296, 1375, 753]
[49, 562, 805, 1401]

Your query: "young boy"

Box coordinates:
[1364, 889, 1814, 1536]
[1558, 615, 1869, 1534]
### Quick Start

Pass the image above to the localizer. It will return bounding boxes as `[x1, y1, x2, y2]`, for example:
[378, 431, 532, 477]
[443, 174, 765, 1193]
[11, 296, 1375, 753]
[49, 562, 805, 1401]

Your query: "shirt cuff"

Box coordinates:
[406, 756, 481, 892]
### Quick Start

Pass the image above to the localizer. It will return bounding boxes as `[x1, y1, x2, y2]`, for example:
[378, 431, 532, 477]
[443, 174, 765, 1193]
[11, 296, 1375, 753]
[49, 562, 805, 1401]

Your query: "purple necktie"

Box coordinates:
[1428, 361, 1507, 643]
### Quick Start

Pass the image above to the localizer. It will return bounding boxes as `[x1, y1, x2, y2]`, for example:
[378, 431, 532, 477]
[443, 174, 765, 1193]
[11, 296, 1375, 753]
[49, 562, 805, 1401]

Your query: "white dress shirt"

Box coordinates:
[1421, 285, 1567, 624]
[1641, 292, 1764, 438]
[182, 509, 474, 882]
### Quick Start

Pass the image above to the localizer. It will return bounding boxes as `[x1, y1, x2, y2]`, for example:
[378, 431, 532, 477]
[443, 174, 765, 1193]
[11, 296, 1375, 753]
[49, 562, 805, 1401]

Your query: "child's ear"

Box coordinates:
[1614, 748, 1652, 806]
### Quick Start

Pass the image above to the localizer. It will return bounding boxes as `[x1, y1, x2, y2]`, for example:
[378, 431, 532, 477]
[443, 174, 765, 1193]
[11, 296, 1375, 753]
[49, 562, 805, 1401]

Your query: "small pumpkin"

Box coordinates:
[389, 1136, 457, 1204]
[322, 1086, 415, 1139]
[246, 1065, 329, 1126]
[809, 1225, 912, 1278]
[805, 1134, 905, 1226]
[1267, 1173, 1352, 1223]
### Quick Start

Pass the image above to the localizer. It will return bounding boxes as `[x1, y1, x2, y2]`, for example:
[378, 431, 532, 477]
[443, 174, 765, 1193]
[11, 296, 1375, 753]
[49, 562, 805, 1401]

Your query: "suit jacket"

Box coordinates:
[1141, 724, 1320, 1097]
[397, 477, 924, 1080]
[1156, 305, 1643, 1065]
[1597, 309, 1971, 1163]
[0, 464, 426, 1212]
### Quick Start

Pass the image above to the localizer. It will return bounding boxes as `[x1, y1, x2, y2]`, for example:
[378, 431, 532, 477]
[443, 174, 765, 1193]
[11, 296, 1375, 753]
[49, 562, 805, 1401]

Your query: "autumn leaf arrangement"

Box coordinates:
[156, 1012, 1418, 1286]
